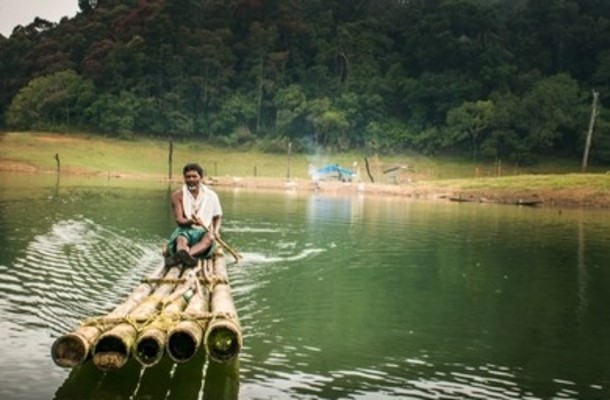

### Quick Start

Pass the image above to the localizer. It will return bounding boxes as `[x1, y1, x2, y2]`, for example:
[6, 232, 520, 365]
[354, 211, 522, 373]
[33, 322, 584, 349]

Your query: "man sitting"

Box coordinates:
[164, 163, 222, 268]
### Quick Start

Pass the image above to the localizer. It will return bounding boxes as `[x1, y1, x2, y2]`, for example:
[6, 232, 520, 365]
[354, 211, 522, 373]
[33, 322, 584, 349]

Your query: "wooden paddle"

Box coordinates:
[192, 214, 243, 263]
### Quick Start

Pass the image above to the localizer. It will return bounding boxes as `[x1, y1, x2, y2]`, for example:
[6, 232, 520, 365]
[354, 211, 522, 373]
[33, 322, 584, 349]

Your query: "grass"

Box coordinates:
[1, 131, 609, 195]
[448, 174, 610, 191]
[0, 131, 442, 179]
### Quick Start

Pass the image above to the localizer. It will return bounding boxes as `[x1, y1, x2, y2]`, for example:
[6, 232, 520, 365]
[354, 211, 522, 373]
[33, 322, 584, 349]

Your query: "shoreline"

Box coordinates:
[2, 160, 610, 209]
[206, 176, 610, 210]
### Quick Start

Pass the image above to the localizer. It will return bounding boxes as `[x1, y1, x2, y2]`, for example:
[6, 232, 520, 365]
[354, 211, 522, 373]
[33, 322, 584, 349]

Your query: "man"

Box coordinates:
[165, 163, 223, 268]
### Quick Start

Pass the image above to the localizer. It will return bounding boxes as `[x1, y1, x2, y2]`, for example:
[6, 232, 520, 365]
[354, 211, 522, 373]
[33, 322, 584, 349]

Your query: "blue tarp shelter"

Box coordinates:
[316, 164, 356, 181]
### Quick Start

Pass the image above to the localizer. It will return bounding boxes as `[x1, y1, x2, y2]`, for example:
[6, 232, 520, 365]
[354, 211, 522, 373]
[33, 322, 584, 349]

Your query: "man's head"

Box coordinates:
[183, 163, 204, 190]
[183, 163, 204, 177]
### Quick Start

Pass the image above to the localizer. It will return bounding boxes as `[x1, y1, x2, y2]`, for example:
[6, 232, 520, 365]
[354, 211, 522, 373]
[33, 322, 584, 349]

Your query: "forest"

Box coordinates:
[1, 0, 609, 165]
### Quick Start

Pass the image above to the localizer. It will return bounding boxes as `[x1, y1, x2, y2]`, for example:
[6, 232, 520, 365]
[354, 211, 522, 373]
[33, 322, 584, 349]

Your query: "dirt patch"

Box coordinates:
[208, 176, 610, 209]
[0, 160, 39, 173]
[37, 134, 89, 143]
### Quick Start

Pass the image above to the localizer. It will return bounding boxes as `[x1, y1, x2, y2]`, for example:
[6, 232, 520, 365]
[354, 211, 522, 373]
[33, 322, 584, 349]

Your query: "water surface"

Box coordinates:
[0, 172, 609, 399]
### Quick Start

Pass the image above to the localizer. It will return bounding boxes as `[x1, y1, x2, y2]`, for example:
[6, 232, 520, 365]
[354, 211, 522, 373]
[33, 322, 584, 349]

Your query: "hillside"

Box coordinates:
[1, 0, 609, 165]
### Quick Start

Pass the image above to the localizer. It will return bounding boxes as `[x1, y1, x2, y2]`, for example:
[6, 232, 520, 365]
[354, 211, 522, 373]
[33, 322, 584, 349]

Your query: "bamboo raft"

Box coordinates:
[51, 249, 242, 370]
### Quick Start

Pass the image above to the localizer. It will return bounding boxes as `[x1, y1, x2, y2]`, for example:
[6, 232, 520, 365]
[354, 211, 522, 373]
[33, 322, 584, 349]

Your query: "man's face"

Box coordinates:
[184, 170, 201, 190]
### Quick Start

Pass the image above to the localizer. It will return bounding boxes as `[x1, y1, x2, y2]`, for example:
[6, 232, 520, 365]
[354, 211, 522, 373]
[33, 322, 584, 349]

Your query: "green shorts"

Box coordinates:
[167, 227, 217, 259]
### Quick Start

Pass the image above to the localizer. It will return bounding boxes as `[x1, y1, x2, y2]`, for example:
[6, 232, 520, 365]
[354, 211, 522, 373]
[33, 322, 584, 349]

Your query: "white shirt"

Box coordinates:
[182, 183, 222, 228]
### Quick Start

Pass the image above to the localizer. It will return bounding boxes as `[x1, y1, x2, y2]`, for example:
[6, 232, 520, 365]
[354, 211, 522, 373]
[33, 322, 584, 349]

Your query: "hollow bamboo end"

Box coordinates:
[134, 329, 166, 367]
[167, 321, 203, 363]
[92, 336, 130, 371]
[204, 321, 242, 363]
[51, 334, 90, 368]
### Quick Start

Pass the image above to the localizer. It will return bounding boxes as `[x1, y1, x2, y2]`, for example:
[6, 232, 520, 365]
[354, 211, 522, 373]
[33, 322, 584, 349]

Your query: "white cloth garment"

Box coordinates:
[182, 183, 222, 228]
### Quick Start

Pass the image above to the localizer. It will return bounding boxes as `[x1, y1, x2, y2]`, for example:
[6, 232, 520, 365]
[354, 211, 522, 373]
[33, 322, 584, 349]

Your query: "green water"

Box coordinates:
[0, 172, 609, 400]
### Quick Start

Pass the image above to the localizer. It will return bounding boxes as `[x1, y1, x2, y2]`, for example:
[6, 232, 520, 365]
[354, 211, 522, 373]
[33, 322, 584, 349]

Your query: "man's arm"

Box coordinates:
[211, 215, 222, 239]
[171, 190, 193, 227]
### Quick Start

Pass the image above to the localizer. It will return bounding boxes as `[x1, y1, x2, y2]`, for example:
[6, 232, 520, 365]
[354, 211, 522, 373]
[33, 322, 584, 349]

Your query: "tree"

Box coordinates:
[209, 93, 257, 140]
[307, 97, 349, 150]
[274, 84, 308, 138]
[6, 70, 94, 130]
[515, 73, 582, 153]
[79, 0, 98, 14]
[446, 100, 494, 163]
[85, 90, 142, 137]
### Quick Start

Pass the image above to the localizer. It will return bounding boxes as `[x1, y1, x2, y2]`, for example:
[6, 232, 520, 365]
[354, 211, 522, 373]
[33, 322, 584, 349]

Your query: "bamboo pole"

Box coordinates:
[204, 284, 242, 363]
[91, 266, 182, 371]
[212, 251, 229, 283]
[204, 254, 242, 363]
[167, 259, 211, 363]
[133, 267, 195, 367]
[216, 236, 242, 264]
[191, 214, 242, 263]
[51, 264, 166, 368]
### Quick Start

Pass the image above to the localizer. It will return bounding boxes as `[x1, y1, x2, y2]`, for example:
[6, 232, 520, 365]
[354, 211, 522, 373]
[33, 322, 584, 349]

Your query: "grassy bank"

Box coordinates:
[0, 131, 597, 179]
[1, 131, 610, 208]
[0, 131, 381, 179]
[0, 131, 483, 180]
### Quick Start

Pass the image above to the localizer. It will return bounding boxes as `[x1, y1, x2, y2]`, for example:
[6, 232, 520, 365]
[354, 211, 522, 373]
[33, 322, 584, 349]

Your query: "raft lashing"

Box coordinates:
[51, 249, 242, 371]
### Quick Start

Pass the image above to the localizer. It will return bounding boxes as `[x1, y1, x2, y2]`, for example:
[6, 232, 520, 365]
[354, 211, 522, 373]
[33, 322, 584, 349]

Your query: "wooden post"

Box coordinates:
[582, 90, 599, 172]
[168, 136, 174, 180]
[364, 157, 374, 183]
[54, 153, 60, 174]
[287, 142, 292, 179]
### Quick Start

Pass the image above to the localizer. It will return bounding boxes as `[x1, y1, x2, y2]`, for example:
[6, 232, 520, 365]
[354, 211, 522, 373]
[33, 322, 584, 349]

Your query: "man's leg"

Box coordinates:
[189, 232, 214, 258]
[166, 235, 197, 267]
[175, 236, 189, 252]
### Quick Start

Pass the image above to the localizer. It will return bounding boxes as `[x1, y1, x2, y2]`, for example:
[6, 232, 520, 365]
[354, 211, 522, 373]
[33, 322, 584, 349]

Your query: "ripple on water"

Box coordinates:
[1, 218, 163, 335]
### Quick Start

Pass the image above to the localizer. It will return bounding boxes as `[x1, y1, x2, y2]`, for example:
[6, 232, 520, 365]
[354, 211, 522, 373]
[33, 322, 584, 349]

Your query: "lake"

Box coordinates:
[0, 172, 609, 400]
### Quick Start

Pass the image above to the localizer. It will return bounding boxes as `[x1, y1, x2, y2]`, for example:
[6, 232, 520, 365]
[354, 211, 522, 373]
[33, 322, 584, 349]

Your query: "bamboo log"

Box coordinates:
[204, 256, 242, 364]
[204, 283, 241, 363]
[91, 266, 182, 371]
[51, 264, 166, 368]
[167, 260, 210, 363]
[212, 251, 229, 284]
[133, 268, 196, 367]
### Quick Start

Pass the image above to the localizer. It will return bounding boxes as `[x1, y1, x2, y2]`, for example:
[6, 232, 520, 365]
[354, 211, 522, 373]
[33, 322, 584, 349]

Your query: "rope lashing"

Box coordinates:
[140, 277, 187, 284]
[80, 311, 233, 330]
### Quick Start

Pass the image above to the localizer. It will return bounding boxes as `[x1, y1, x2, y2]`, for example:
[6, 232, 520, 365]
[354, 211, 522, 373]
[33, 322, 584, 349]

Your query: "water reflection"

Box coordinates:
[52, 348, 239, 400]
[203, 360, 240, 400]
[306, 191, 365, 225]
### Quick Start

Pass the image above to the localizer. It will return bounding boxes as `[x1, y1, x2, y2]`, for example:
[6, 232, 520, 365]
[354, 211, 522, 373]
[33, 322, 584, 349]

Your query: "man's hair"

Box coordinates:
[183, 163, 204, 177]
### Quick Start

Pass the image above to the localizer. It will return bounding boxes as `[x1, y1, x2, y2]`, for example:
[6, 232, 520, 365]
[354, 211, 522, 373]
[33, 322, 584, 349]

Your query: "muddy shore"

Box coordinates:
[208, 176, 610, 210]
[1, 159, 609, 209]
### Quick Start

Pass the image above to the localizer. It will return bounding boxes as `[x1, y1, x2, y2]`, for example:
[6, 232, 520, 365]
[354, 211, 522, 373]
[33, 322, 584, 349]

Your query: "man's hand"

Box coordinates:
[191, 214, 203, 227]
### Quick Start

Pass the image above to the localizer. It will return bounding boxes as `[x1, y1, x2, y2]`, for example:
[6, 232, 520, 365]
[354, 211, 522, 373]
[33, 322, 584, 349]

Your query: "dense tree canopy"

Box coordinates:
[0, 0, 609, 164]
